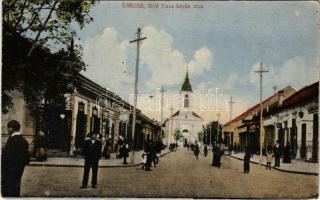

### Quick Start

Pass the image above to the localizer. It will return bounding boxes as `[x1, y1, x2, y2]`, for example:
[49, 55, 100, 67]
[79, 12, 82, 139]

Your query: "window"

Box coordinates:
[184, 94, 189, 108]
[78, 102, 85, 112]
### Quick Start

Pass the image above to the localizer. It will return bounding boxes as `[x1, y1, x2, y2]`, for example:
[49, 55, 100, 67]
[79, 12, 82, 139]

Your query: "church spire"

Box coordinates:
[181, 65, 193, 92]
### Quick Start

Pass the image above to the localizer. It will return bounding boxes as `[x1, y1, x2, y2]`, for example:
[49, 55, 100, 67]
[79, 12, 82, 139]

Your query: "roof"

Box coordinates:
[192, 111, 203, 119]
[162, 110, 203, 125]
[181, 72, 193, 92]
[283, 82, 318, 108]
[223, 86, 295, 127]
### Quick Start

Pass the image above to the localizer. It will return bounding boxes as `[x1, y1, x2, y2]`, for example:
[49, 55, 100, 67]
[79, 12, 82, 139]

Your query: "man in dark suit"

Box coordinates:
[274, 140, 281, 167]
[81, 133, 102, 189]
[1, 120, 30, 197]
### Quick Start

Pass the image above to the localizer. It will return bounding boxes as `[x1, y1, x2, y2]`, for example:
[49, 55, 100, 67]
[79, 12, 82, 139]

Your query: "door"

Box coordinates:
[312, 114, 318, 162]
[300, 123, 307, 159]
[75, 112, 87, 149]
[278, 128, 284, 152]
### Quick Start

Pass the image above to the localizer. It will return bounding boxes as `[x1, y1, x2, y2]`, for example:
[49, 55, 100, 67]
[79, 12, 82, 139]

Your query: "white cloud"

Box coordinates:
[250, 57, 318, 92]
[82, 25, 214, 99]
[141, 26, 213, 89]
[82, 27, 133, 97]
[82, 26, 218, 122]
[224, 73, 248, 90]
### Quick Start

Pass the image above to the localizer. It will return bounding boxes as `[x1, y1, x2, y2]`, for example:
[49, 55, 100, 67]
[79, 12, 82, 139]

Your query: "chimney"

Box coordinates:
[277, 90, 285, 106]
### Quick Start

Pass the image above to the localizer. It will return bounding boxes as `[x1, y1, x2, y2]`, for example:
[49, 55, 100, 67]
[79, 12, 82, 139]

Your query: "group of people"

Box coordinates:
[102, 136, 130, 164]
[243, 140, 292, 173]
[141, 138, 162, 171]
[188, 142, 224, 166]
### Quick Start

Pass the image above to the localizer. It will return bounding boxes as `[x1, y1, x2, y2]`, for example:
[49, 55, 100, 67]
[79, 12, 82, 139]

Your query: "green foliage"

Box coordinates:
[173, 129, 183, 142]
[2, 0, 95, 119]
[2, 0, 95, 54]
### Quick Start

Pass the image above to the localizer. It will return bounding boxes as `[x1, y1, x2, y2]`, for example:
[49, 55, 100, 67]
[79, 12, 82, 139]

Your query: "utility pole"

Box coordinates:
[209, 123, 212, 146]
[229, 96, 235, 121]
[160, 85, 166, 146]
[255, 62, 269, 165]
[170, 105, 174, 145]
[129, 28, 146, 164]
[217, 112, 221, 143]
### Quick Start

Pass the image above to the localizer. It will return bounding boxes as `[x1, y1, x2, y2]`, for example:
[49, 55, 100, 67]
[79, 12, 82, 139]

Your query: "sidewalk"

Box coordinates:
[227, 152, 318, 176]
[30, 149, 173, 168]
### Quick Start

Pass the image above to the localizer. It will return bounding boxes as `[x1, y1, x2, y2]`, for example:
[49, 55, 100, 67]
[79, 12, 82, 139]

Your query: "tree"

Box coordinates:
[2, 1, 96, 131]
[2, 0, 95, 56]
[173, 129, 183, 142]
[2, 1, 96, 111]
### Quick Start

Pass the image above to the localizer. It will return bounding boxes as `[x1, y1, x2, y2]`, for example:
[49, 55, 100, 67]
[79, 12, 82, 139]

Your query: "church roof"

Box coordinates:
[162, 110, 203, 126]
[181, 72, 193, 92]
[192, 111, 202, 119]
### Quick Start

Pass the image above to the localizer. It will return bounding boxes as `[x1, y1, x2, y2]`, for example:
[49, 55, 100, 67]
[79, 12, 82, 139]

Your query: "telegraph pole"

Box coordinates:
[170, 105, 174, 145]
[217, 112, 221, 143]
[129, 28, 146, 164]
[255, 62, 269, 165]
[160, 85, 166, 146]
[229, 96, 235, 121]
[209, 123, 212, 146]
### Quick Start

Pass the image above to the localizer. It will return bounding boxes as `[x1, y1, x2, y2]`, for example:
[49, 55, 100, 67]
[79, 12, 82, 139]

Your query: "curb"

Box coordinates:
[29, 150, 176, 168]
[227, 155, 318, 176]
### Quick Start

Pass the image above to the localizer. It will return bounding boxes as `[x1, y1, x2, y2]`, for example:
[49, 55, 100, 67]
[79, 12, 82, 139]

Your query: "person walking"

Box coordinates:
[266, 150, 273, 170]
[194, 142, 200, 159]
[122, 142, 130, 164]
[273, 140, 281, 167]
[1, 120, 30, 197]
[151, 142, 159, 167]
[81, 133, 102, 189]
[144, 136, 152, 171]
[212, 143, 221, 167]
[204, 144, 208, 157]
[244, 147, 251, 173]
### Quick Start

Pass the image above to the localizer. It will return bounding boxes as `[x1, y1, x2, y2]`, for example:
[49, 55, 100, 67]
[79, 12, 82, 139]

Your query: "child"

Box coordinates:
[266, 150, 273, 170]
[141, 153, 147, 170]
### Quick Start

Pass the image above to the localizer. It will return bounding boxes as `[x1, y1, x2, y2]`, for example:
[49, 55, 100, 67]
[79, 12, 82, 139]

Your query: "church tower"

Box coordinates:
[180, 68, 193, 111]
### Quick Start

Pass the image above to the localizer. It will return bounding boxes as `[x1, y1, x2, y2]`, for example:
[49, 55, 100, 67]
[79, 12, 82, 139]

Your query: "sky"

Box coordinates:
[77, 1, 319, 123]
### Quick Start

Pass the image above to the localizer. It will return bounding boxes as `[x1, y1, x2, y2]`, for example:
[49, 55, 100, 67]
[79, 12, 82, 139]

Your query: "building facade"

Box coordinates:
[222, 86, 296, 153]
[263, 82, 318, 161]
[163, 71, 205, 146]
[1, 74, 161, 157]
[222, 82, 318, 162]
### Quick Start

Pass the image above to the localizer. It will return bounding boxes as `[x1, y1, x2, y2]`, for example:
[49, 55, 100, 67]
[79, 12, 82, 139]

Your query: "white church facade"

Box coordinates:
[163, 71, 205, 147]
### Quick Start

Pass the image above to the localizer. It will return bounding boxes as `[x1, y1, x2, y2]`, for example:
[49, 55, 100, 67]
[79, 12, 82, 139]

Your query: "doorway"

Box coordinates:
[312, 114, 318, 162]
[300, 123, 307, 160]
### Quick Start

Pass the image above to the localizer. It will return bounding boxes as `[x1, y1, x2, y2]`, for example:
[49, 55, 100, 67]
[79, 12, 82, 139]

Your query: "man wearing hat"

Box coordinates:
[1, 120, 30, 197]
[81, 132, 102, 189]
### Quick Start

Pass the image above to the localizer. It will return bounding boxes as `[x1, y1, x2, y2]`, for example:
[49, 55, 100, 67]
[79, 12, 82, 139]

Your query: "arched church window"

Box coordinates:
[184, 94, 189, 108]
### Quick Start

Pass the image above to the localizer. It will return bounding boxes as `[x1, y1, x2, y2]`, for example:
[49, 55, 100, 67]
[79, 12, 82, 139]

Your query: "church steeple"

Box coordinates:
[181, 66, 193, 92]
